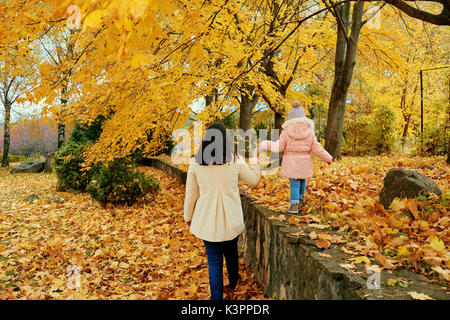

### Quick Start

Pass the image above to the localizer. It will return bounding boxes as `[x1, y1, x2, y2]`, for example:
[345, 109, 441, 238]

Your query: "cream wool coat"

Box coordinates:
[184, 156, 260, 242]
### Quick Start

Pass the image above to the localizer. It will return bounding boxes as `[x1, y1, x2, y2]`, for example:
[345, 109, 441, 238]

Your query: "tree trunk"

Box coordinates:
[1, 101, 11, 167]
[274, 112, 285, 131]
[447, 136, 450, 164]
[57, 122, 65, 149]
[57, 80, 69, 149]
[325, 87, 348, 158]
[325, 2, 365, 160]
[401, 114, 411, 146]
[239, 91, 258, 131]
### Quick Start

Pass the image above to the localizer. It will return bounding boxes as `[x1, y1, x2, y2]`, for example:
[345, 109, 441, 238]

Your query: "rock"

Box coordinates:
[10, 160, 45, 173]
[24, 194, 39, 202]
[43, 153, 55, 173]
[46, 197, 66, 203]
[380, 168, 442, 209]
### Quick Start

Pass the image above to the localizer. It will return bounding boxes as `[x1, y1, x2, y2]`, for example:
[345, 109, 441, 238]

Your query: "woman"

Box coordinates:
[184, 123, 260, 300]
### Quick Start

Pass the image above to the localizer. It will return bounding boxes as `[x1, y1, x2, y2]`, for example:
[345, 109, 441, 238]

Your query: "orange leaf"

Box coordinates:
[406, 199, 420, 220]
[316, 239, 331, 250]
[374, 252, 394, 269]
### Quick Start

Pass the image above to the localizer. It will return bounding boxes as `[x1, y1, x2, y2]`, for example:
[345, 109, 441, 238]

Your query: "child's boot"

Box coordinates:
[298, 199, 306, 214]
[287, 203, 299, 213]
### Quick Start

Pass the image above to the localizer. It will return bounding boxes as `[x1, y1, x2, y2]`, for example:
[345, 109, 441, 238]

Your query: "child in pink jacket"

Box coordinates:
[259, 102, 332, 213]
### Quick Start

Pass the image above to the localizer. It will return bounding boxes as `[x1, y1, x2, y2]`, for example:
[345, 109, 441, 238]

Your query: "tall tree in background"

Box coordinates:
[324, 1, 366, 160]
[0, 54, 37, 166]
[37, 29, 77, 150]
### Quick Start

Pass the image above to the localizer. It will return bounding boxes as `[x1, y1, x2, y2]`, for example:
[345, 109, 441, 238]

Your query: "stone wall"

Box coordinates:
[149, 158, 449, 300]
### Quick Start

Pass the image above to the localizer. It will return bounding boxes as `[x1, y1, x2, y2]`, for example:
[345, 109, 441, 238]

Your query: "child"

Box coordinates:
[259, 101, 332, 213]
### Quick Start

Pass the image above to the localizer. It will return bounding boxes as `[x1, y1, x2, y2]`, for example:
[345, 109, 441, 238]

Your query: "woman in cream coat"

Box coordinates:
[184, 123, 260, 300]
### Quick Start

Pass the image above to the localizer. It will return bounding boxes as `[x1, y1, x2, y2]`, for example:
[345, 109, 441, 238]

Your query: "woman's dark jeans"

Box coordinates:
[203, 236, 240, 300]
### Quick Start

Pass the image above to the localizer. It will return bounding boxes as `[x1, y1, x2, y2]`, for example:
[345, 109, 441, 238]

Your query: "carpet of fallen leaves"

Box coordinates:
[0, 166, 265, 300]
[239, 155, 450, 285]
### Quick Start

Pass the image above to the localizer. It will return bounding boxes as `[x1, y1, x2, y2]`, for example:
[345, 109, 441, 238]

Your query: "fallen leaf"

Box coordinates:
[432, 266, 450, 281]
[349, 256, 371, 269]
[308, 223, 330, 229]
[408, 291, 434, 300]
[374, 253, 394, 269]
[406, 199, 420, 220]
[316, 238, 331, 250]
[430, 237, 445, 254]
[390, 198, 406, 211]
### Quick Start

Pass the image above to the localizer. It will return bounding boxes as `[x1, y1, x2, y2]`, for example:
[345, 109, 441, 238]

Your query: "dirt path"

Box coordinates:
[0, 166, 265, 300]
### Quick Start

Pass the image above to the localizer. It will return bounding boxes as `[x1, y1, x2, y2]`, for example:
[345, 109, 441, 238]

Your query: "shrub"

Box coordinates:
[343, 105, 399, 156]
[0, 153, 34, 163]
[368, 105, 399, 154]
[413, 122, 449, 156]
[69, 116, 105, 145]
[86, 159, 160, 206]
[342, 117, 371, 156]
[52, 142, 93, 192]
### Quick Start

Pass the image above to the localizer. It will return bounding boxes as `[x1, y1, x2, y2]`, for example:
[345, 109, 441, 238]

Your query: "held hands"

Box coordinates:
[186, 221, 191, 227]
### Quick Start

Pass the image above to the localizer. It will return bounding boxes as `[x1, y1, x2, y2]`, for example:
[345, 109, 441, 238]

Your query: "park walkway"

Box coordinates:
[0, 166, 265, 299]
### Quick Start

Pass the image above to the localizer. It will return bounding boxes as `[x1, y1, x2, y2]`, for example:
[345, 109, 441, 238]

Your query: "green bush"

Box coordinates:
[343, 105, 399, 156]
[69, 116, 105, 145]
[86, 159, 160, 206]
[52, 142, 93, 192]
[0, 153, 34, 163]
[342, 117, 371, 156]
[369, 105, 399, 154]
[413, 122, 449, 156]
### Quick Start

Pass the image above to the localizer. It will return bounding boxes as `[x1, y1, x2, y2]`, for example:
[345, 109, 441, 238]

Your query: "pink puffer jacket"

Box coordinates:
[259, 117, 332, 179]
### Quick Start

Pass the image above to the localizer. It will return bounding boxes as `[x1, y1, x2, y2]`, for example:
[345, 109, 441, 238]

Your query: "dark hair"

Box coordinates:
[195, 123, 235, 165]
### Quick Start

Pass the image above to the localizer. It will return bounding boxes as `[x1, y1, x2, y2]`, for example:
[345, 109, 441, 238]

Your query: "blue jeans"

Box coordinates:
[289, 178, 306, 204]
[203, 237, 240, 300]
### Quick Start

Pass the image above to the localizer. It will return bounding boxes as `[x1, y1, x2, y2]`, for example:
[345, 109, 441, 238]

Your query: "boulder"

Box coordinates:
[10, 160, 45, 173]
[46, 197, 66, 203]
[43, 153, 55, 173]
[24, 194, 39, 202]
[380, 168, 442, 209]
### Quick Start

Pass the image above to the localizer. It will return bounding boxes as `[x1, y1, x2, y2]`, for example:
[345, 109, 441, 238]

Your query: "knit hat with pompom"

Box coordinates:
[287, 101, 305, 120]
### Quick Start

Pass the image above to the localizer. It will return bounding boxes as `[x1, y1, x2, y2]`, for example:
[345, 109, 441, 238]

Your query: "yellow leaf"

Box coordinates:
[342, 247, 358, 255]
[430, 237, 445, 254]
[397, 246, 410, 257]
[390, 198, 406, 211]
[130, 52, 151, 68]
[349, 256, 371, 269]
[83, 10, 106, 30]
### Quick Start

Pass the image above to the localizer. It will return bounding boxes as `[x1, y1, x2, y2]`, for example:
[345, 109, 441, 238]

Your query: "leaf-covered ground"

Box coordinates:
[239, 155, 450, 285]
[0, 166, 265, 300]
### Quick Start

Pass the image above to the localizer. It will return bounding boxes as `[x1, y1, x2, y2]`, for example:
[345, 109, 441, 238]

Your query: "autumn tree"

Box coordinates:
[0, 51, 38, 166]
